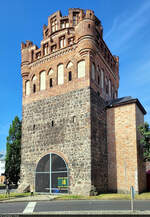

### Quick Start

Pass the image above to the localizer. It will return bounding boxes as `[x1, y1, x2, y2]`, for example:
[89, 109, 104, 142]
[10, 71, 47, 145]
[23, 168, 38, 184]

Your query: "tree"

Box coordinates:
[139, 122, 150, 161]
[5, 116, 21, 184]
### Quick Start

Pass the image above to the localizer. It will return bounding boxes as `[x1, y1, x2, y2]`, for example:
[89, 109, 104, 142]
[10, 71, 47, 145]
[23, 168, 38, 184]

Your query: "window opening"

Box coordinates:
[59, 36, 66, 48]
[68, 71, 72, 81]
[50, 78, 53, 88]
[51, 45, 56, 52]
[68, 37, 74, 45]
[31, 50, 34, 61]
[44, 43, 49, 55]
[73, 116, 76, 123]
[73, 12, 79, 25]
[51, 17, 57, 32]
[52, 121, 54, 127]
[33, 84, 36, 93]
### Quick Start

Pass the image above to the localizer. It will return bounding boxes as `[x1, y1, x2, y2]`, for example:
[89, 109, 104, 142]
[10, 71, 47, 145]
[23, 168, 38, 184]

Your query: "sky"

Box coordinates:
[0, 0, 150, 153]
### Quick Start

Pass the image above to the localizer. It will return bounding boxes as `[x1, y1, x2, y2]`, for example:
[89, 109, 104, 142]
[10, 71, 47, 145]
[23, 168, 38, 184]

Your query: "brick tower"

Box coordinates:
[19, 8, 146, 195]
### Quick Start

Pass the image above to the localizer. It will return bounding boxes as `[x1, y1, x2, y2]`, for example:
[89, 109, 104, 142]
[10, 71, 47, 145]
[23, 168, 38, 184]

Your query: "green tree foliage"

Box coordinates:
[5, 116, 21, 184]
[139, 122, 150, 161]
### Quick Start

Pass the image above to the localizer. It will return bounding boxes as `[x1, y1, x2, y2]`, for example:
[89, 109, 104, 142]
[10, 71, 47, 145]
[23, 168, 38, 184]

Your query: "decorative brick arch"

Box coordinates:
[35, 149, 69, 166]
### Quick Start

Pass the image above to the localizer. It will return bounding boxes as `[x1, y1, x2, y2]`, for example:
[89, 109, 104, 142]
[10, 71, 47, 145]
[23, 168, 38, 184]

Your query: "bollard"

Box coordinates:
[130, 186, 135, 212]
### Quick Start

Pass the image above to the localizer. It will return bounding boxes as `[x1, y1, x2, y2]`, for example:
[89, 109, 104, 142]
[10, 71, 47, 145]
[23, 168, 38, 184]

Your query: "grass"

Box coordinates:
[56, 193, 150, 200]
[0, 192, 31, 201]
[1, 192, 150, 201]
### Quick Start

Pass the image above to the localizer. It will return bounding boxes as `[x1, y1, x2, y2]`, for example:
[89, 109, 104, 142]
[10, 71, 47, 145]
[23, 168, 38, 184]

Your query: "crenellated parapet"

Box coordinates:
[21, 9, 117, 72]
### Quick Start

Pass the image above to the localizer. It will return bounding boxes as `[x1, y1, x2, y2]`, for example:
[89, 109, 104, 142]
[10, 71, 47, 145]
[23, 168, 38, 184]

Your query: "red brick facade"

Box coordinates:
[107, 101, 146, 193]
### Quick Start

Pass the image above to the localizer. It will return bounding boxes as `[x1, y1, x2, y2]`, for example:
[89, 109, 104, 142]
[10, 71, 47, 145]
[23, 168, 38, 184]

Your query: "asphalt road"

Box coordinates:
[1, 200, 150, 214]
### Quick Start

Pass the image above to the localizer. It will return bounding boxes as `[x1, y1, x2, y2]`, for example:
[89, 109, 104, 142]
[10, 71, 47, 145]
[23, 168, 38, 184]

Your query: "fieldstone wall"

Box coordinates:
[20, 87, 92, 195]
[90, 88, 108, 193]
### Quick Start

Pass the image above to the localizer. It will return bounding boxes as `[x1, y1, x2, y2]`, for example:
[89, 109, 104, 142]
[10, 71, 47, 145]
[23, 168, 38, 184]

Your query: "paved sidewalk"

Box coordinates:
[1, 194, 57, 203]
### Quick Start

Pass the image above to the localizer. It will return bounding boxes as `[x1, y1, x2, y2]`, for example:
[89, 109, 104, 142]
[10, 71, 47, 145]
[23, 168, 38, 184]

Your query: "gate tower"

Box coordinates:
[19, 8, 146, 195]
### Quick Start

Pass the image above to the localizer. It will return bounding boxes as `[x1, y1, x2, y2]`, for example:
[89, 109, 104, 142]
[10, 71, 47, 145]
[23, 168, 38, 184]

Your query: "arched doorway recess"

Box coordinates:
[35, 153, 68, 193]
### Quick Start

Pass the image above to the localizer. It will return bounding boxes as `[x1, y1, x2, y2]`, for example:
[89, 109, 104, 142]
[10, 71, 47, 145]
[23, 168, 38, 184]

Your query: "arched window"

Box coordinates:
[35, 153, 68, 193]
[48, 69, 54, 76]
[25, 81, 30, 96]
[32, 75, 37, 81]
[50, 78, 53, 88]
[59, 36, 66, 48]
[66, 61, 73, 69]
[91, 63, 95, 80]
[58, 64, 64, 85]
[68, 71, 72, 81]
[33, 84, 36, 93]
[40, 71, 46, 90]
[77, 60, 85, 78]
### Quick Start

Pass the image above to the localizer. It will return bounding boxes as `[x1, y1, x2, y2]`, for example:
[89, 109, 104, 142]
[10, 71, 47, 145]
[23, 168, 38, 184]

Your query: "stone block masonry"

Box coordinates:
[20, 87, 92, 195]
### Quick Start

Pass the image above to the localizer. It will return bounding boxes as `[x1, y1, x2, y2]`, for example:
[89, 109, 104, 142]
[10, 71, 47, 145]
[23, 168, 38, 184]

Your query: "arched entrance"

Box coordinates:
[35, 153, 68, 193]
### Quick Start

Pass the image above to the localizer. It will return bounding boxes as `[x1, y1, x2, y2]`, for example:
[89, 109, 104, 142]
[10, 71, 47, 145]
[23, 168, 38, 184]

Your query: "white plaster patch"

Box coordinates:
[78, 60, 85, 78]
[40, 71, 46, 90]
[25, 81, 30, 96]
[58, 64, 64, 85]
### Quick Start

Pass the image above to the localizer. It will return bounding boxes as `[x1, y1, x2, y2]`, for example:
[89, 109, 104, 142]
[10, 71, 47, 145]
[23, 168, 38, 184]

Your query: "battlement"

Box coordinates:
[21, 9, 118, 74]
[21, 40, 33, 49]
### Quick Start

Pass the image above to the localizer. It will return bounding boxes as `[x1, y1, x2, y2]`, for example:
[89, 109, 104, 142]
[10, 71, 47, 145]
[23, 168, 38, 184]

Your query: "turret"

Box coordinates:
[21, 40, 33, 78]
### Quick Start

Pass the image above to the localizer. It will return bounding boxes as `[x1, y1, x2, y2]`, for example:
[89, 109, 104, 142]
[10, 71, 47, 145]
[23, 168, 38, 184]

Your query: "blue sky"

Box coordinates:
[0, 0, 150, 153]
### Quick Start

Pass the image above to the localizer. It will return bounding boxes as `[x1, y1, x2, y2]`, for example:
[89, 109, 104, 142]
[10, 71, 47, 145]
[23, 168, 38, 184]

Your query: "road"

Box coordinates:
[0, 200, 150, 215]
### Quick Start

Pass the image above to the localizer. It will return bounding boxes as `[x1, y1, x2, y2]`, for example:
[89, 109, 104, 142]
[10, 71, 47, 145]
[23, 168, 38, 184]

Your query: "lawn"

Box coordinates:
[1, 192, 150, 201]
[56, 193, 150, 200]
[0, 192, 31, 201]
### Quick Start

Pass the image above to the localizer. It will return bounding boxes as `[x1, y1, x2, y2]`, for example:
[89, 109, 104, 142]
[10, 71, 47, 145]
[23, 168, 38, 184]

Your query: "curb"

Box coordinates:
[0, 196, 56, 203]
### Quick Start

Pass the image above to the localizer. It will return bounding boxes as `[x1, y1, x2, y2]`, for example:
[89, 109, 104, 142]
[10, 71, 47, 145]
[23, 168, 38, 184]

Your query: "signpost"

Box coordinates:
[130, 186, 135, 212]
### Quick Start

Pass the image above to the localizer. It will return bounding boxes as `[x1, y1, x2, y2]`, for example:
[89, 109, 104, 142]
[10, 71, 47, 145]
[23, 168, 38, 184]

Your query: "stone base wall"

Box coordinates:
[90, 89, 108, 193]
[20, 87, 92, 195]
